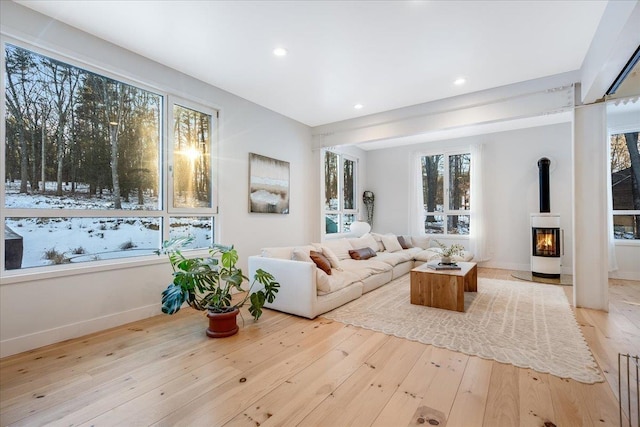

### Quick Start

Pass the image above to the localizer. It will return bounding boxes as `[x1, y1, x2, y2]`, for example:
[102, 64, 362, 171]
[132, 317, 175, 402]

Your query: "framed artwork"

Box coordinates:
[249, 153, 290, 214]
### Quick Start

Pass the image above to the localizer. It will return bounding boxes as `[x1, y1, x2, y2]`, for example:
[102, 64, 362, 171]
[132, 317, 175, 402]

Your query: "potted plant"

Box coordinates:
[159, 237, 280, 338]
[433, 240, 465, 265]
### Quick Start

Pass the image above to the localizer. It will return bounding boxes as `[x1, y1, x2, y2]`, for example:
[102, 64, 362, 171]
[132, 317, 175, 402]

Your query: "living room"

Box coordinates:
[1, 1, 639, 425]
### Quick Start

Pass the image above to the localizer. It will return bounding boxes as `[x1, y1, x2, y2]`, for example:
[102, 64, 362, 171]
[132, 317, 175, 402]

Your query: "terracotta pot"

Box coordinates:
[206, 307, 239, 338]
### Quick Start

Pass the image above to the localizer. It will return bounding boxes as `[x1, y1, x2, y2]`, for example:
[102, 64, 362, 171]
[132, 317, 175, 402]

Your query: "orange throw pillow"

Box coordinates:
[310, 250, 332, 275]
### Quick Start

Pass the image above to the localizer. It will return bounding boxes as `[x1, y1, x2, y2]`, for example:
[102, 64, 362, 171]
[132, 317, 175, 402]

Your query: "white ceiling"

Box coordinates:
[17, 0, 609, 127]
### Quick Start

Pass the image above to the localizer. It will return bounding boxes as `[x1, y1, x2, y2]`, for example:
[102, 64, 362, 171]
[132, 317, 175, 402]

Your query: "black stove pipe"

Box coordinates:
[538, 157, 551, 213]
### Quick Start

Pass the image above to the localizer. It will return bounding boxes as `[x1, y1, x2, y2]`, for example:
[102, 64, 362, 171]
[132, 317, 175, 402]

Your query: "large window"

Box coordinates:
[420, 152, 471, 235]
[610, 130, 640, 240]
[323, 150, 357, 234]
[2, 43, 217, 271]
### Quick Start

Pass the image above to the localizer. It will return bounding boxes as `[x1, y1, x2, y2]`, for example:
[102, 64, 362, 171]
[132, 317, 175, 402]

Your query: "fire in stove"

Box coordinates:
[533, 228, 560, 257]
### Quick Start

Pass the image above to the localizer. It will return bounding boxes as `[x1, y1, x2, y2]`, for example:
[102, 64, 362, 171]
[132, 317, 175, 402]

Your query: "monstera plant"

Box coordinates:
[159, 238, 279, 337]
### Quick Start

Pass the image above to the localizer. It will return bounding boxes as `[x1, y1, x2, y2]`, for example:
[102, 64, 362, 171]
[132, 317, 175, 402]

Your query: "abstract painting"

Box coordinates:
[249, 153, 290, 214]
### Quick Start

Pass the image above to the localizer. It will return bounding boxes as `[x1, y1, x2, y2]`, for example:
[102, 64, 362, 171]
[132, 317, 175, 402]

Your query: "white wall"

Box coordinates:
[366, 123, 574, 273]
[0, 2, 316, 357]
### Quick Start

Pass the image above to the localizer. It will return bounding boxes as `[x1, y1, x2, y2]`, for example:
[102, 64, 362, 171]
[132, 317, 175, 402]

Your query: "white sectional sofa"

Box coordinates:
[248, 233, 474, 319]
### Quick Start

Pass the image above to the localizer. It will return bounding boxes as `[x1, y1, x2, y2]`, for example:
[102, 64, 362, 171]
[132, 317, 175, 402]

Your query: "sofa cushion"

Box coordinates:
[261, 246, 294, 259]
[375, 251, 413, 266]
[321, 238, 354, 260]
[348, 233, 379, 253]
[349, 247, 376, 260]
[291, 245, 316, 263]
[310, 250, 332, 275]
[369, 233, 386, 252]
[397, 236, 413, 249]
[413, 248, 443, 263]
[411, 235, 431, 250]
[340, 258, 392, 281]
[322, 246, 343, 270]
[316, 269, 360, 295]
[405, 247, 423, 256]
[380, 234, 403, 252]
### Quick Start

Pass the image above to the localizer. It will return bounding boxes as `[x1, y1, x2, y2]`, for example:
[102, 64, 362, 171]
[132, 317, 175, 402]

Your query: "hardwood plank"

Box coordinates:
[518, 369, 556, 427]
[369, 346, 437, 427]
[575, 308, 630, 403]
[446, 356, 493, 427]
[224, 328, 389, 427]
[297, 336, 426, 427]
[0, 308, 203, 375]
[1, 310, 300, 426]
[372, 346, 469, 427]
[548, 375, 592, 426]
[577, 380, 624, 427]
[151, 320, 354, 426]
[482, 362, 520, 427]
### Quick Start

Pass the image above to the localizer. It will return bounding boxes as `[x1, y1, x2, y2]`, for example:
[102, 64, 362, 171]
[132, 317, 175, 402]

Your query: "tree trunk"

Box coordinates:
[624, 132, 640, 238]
[424, 156, 440, 224]
[110, 123, 122, 209]
[19, 126, 29, 194]
[55, 125, 64, 196]
[41, 115, 46, 192]
[31, 121, 38, 193]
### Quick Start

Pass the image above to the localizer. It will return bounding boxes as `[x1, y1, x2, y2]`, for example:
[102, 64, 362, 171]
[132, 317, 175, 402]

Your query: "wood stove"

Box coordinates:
[531, 214, 561, 278]
[531, 158, 562, 278]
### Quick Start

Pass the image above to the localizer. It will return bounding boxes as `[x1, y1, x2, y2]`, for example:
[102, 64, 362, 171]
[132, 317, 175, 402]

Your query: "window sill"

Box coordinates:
[0, 248, 211, 285]
[614, 240, 640, 247]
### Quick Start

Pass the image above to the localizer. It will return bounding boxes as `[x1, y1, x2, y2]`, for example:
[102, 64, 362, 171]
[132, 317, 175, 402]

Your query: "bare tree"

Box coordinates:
[422, 155, 442, 226]
[43, 58, 80, 196]
[624, 132, 640, 238]
[5, 46, 36, 193]
[102, 80, 128, 209]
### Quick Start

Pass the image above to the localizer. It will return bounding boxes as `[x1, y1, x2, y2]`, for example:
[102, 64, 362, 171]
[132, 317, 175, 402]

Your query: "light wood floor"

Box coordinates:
[1, 268, 638, 426]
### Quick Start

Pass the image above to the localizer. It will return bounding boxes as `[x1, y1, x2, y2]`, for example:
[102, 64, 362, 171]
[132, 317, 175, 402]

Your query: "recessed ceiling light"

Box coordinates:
[354, 103, 364, 110]
[273, 47, 288, 57]
[454, 77, 467, 86]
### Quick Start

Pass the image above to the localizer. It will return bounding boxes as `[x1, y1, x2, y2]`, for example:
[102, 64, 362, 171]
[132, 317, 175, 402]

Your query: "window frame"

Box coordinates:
[608, 126, 640, 244]
[420, 149, 471, 237]
[168, 97, 219, 215]
[1, 38, 220, 277]
[321, 149, 359, 236]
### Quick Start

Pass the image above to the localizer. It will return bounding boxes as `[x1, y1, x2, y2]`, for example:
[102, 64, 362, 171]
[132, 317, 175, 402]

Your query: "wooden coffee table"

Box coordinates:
[410, 262, 477, 312]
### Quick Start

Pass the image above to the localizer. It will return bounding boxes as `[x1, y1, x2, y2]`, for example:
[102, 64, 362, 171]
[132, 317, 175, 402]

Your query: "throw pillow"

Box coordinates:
[370, 233, 386, 252]
[321, 246, 343, 270]
[380, 234, 403, 252]
[411, 235, 430, 250]
[349, 247, 376, 260]
[321, 238, 353, 260]
[397, 236, 412, 249]
[291, 246, 314, 263]
[356, 233, 379, 253]
[309, 250, 332, 275]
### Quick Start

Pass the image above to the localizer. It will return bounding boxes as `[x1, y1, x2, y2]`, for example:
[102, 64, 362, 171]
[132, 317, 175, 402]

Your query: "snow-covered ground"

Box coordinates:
[4, 181, 211, 269]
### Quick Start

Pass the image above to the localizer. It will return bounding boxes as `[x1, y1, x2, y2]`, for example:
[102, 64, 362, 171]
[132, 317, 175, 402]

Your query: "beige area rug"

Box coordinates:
[322, 275, 603, 384]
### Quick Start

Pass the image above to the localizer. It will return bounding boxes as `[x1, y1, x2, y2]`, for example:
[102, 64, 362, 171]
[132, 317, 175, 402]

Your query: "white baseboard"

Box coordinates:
[608, 271, 640, 281]
[0, 304, 161, 358]
[478, 261, 573, 276]
[477, 261, 530, 272]
[479, 261, 639, 281]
